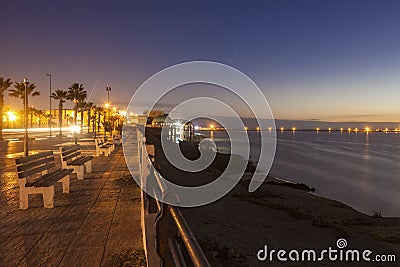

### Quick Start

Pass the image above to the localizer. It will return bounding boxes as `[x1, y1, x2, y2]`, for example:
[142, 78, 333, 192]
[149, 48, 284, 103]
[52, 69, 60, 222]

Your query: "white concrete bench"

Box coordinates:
[95, 138, 112, 156]
[15, 151, 73, 209]
[60, 145, 93, 179]
[112, 134, 122, 145]
[103, 136, 115, 152]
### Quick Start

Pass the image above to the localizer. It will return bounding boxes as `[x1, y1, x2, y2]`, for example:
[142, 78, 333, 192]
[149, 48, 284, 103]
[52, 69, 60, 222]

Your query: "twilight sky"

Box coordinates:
[1, 0, 400, 122]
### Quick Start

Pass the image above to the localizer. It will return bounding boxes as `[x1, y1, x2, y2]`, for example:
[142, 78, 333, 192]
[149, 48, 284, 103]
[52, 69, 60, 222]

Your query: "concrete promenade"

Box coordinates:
[0, 135, 144, 266]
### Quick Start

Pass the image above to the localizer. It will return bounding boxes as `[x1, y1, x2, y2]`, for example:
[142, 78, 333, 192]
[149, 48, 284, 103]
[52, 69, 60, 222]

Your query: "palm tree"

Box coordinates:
[0, 77, 12, 141]
[36, 109, 46, 128]
[28, 106, 36, 128]
[51, 89, 68, 136]
[66, 83, 87, 127]
[96, 106, 104, 132]
[84, 102, 94, 133]
[78, 101, 87, 133]
[9, 81, 40, 129]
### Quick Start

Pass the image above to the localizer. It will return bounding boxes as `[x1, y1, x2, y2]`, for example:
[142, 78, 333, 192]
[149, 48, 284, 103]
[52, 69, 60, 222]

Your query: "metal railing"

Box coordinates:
[137, 128, 211, 267]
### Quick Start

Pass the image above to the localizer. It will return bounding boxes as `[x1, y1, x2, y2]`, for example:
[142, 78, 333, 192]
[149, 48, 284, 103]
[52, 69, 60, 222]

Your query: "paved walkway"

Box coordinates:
[0, 138, 143, 266]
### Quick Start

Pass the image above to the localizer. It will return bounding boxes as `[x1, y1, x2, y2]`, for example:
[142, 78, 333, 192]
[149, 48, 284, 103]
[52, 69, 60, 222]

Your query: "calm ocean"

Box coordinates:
[197, 130, 400, 217]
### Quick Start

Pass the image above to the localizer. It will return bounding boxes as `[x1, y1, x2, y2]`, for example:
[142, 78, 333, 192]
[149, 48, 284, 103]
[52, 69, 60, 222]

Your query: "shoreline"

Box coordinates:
[145, 128, 400, 266]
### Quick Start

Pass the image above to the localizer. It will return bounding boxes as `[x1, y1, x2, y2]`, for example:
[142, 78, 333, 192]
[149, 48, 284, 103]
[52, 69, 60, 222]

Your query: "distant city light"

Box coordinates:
[105, 103, 110, 108]
[292, 127, 296, 131]
[210, 124, 214, 129]
[244, 126, 248, 131]
[256, 127, 260, 131]
[340, 128, 344, 132]
[328, 128, 332, 131]
[280, 127, 284, 131]
[194, 125, 200, 130]
[268, 127, 272, 131]
[355, 128, 359, 132]
[365, 127, 370, 132]
[316, 127, 320, 131]
[348, 128, 352, 132]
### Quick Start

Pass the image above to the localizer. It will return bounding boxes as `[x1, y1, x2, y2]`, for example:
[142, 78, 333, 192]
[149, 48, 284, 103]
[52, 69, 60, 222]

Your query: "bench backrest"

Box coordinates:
[60, 145, 81, 162]
[15, 151, 55, 179]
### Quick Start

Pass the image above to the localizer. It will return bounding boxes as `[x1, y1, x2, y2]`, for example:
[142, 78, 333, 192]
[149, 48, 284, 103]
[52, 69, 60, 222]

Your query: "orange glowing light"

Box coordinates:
[7, 111, 17, 122]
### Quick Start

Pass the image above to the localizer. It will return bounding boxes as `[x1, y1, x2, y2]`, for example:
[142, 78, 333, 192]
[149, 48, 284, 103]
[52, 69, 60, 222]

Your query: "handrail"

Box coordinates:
[168, 206, 210, 267]
[137, 128, 211, 267]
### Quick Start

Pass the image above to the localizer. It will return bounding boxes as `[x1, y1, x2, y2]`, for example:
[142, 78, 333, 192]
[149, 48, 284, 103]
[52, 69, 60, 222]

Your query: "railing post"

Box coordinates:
[155, 202, 179, 267]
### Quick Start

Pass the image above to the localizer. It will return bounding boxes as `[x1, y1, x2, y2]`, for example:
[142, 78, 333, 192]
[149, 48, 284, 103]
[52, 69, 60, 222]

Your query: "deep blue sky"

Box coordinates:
[1, 0, 400, 122]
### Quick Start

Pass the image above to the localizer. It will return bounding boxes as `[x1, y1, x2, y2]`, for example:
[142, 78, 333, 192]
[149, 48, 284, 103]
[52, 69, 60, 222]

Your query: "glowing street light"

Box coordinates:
[210, 124, 214, 129]
[7, 111, 16, 129]
[7, 111, 16, 122]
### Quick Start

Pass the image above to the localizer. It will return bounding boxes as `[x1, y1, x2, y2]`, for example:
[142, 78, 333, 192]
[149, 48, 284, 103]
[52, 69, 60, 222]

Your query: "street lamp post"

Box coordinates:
[23, 78, 29, 156]
[46, 74, 52, 138]
[106, 86, 111, 136]
[73, 98, 78, 144]
[106, 86, 111, 104]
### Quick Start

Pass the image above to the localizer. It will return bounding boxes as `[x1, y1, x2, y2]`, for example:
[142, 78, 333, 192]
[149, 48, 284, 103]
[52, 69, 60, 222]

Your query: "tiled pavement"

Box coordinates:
[0, 139, 143, 266]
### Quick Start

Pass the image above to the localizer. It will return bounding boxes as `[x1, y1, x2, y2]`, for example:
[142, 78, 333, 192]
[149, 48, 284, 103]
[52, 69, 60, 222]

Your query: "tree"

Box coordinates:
[96, 107, 104, 132]
[66, 83, 87, 128]
[9, 81, 40, 129]
[0, 77, 12, 141]
[84, 102, 94, 133]
[51, 89, 68, 136]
